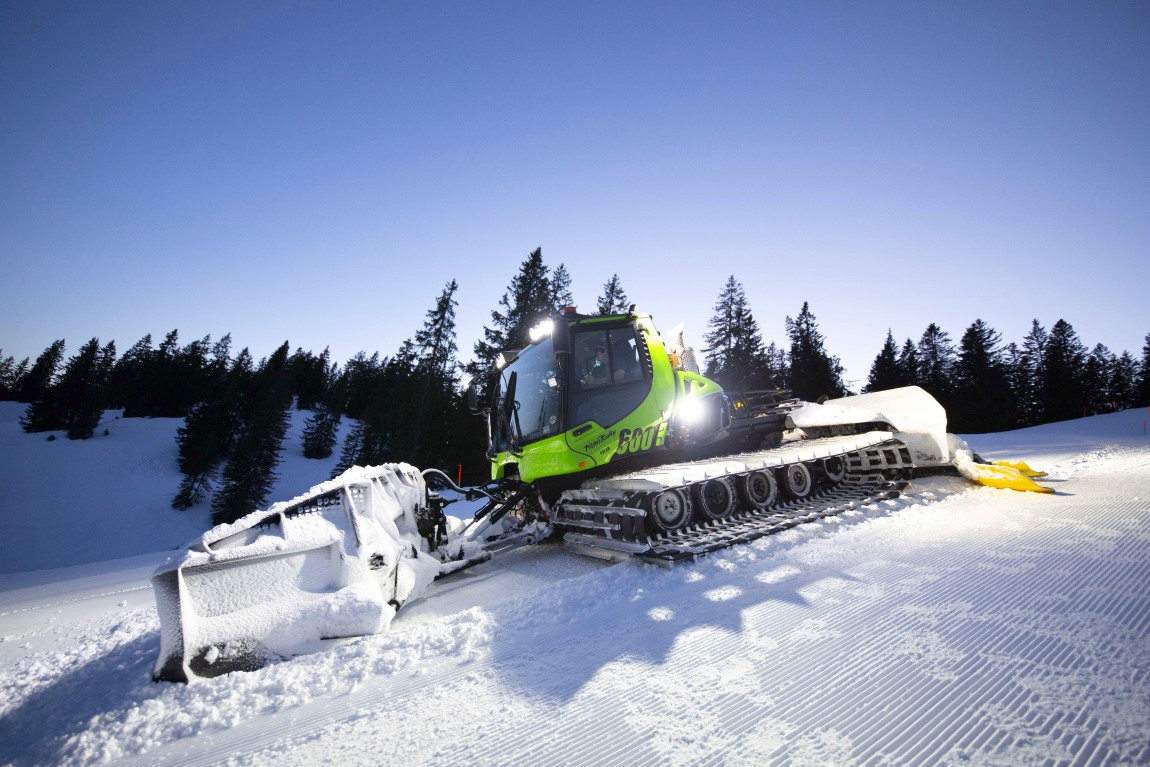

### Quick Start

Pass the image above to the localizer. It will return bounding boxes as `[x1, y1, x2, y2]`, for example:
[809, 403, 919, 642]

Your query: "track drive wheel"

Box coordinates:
[781, 462, 814, 499]
[821, 455, 847, 483]
[693, 477, 736, 522]
[738, 470, 778, 510]
[647, 489, 692, 535]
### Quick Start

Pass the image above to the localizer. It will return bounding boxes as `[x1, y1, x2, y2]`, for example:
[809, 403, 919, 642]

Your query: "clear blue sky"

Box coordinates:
[3, 1, 1148, 389]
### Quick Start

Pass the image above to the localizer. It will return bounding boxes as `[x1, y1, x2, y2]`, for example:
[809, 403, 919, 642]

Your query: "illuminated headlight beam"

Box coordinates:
[677, 396, 707, 425]
[528, 319, 554, 343]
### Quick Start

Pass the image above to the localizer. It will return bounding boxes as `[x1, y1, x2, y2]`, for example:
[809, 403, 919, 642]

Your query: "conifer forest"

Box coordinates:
[4, 248, 1148, 525]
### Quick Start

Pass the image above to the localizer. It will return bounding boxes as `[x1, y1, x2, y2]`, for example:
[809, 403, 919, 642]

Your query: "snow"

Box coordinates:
[2, 401, 1150, 765]
[0, 403, 354, 575]
[790, 386, 952, 467]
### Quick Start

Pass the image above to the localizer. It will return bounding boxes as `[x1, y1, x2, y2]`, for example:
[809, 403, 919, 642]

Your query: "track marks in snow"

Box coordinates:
[6, 438, 1150, 766]
[417, 468, 1150, 767]
[741, 471, 1150, 767]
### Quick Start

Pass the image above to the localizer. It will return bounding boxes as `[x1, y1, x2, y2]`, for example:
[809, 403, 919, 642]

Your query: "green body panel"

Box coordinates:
[675, 370, 724, 400]
[489, 313, 728, 485]
[496, 431, 584, 481]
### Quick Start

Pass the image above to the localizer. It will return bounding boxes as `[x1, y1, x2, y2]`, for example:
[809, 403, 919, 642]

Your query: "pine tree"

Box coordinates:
[288, 347, 333, 411]
[332, 418, 369, 478]
[1083, 344, 1115, 415]
[21, 338, 117, 438]
[762, 342, 790, 389]
[448, 387, 491, 486]
[704, 276, 768, 390]
[177, 335, 212, 414]
[550, 263, 574, 310]
[18, 340, 65, 405]
[205, 334, 233, 400]
[897, 338, 919, 388]
[915, 324, 956, 411]
[301, 355, 343, 460]
[1041, 319, 1088, 422]
[1137, 332, 1150, 406]
[1012, 320, 1048, 427]
[415, 281, 460, 380]
[468, 247, 554, 380]
[409, 280, 462, 466]
[109, 334, 153, 414]
[330, 283, 465, 475]
[1004, 341, 1026, 423]
[864, 330, 902, 393]
[332, 380, 395, 475]
[332, 344, 410, 474]
[1110, 351, 1138, 411]
[20, 340, 67, 432]
[377, 346, 417, 463]
[150, 330, 183, 417]
[951, 320, 1013, 433]
[172, 349, 253, 510]
[67, 339, 117, 439]
[0, 350, 30, 401]
[301, 400, 342, 460]
[173, 399, 231, 509]
[785, 302, 846, 401]
[341, 351, 384, 421]
[211, 343, 294, 524]
[596, 274, 630, 316]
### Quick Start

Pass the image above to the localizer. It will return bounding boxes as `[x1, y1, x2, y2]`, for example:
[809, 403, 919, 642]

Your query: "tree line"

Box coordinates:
[4, 249, 1148, 524]
[699, 274, 1150, 433]
[1, 280, 483, 526]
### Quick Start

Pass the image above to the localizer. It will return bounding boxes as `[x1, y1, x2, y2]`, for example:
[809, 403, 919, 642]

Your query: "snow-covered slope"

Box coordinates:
[0, 402, 349, 574]
[1, 405, 1149, 766]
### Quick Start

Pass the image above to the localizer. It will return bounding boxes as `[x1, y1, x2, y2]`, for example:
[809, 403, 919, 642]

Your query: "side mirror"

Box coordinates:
[466, 379, 480, 414]
[552, 317, 571, 357]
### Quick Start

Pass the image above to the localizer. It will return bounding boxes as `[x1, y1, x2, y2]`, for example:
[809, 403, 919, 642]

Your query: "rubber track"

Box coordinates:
[556, 436, 913, 563]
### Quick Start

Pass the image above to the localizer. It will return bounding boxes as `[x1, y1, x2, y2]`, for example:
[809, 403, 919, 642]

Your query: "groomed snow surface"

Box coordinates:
[2, 402, 1149, 766]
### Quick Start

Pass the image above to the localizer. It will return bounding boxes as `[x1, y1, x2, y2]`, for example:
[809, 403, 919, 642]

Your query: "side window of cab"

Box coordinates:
[607, 327, 642, 384]
[576, 330, 611, 387]
[568, 325, 649, 428]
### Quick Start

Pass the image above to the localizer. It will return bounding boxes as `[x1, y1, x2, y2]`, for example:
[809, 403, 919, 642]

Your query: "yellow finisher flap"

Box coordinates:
[956, 459, 1055, 494]
[992, 460, 1048, 478]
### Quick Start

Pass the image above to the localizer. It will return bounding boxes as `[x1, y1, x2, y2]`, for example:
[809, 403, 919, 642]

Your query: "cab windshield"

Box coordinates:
[494, 336, 562, 450]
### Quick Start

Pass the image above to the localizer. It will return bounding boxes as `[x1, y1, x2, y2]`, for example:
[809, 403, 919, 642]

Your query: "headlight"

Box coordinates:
[528, 319, 554, 342]
[677, 396, 706, 425]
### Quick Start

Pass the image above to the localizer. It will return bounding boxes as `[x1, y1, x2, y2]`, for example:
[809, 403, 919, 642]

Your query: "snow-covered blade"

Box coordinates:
[152, 464, 441, 682]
